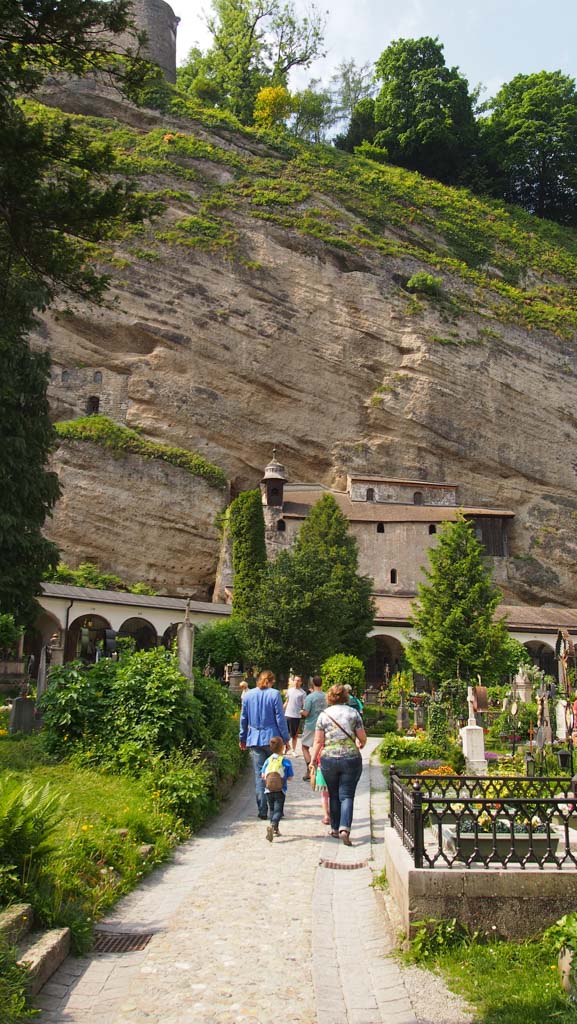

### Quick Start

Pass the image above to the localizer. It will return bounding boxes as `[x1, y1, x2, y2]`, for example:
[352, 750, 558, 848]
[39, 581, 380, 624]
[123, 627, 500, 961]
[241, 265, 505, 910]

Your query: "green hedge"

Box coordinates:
[55, 416, 227, 489]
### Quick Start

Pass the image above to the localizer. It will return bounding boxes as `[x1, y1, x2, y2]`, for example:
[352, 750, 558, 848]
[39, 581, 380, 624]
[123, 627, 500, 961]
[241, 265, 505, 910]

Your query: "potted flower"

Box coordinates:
[444, 812, 560, 863]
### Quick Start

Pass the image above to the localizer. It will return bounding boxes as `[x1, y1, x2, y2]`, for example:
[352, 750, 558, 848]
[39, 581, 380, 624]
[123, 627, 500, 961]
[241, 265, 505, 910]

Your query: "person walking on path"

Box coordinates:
[300, 675, 327, 780]
[283, 675, 306, 752]
[240, 669, 290, 819]
[309, 684, 367, 846]
[261, 736, 294, 841]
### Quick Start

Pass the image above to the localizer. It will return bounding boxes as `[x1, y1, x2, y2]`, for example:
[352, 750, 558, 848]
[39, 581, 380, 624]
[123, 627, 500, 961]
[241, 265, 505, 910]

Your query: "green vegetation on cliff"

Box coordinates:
[55, 416, 227, 489]
[22, 97, 577, 341]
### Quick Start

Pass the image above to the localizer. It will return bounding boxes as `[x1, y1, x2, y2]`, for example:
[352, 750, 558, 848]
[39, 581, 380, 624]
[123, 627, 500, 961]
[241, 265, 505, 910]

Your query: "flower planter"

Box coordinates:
[443, 824, 560, 863]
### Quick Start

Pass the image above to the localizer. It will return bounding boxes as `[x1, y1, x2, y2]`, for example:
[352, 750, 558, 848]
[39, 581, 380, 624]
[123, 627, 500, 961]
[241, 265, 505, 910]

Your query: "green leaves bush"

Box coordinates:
[321, 653, 365, 692]
[44, 561, 157, 595]
[39, 648, 203, 755]
[378, 733, 445, 764]
[55, 416, 227, 489]
[0, 615, 22, 657]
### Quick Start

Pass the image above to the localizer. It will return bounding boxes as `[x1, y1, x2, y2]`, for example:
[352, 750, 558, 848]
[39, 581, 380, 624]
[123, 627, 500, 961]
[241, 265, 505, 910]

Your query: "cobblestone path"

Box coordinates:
[37, 740, 418, 1024]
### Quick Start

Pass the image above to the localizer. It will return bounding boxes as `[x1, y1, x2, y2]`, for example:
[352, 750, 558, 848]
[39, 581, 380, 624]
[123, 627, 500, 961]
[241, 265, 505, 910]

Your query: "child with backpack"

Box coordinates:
[261, 736, 294, 842]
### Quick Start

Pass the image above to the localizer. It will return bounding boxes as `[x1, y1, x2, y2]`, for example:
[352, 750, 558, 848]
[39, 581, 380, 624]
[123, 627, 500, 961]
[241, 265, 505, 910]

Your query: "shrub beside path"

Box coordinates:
[35, 739, 442, 1024]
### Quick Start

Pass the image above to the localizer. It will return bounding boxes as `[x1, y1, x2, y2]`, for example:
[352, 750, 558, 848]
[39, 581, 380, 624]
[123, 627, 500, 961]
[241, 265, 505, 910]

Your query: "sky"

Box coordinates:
[169, 0, 577, 97]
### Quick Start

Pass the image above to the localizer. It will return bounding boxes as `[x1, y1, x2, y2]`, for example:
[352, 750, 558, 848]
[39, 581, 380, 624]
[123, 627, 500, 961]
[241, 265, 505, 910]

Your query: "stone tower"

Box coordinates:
[114, 0, 179, 84]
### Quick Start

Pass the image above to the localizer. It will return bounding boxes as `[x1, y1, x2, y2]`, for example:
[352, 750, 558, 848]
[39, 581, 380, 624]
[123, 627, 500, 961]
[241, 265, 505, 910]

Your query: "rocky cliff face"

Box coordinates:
[46, 440, 226, 597]
[32, 83, 577, 604]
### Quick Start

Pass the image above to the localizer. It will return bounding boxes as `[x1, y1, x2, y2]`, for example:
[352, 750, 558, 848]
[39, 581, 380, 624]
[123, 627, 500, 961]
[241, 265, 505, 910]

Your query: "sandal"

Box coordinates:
[340, 830, 352, 846]
[329, 829, 339, 838]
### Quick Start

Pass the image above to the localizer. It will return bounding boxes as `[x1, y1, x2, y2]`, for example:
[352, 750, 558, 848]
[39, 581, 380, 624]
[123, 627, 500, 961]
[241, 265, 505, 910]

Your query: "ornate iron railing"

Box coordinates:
[389, 765, 577, 869]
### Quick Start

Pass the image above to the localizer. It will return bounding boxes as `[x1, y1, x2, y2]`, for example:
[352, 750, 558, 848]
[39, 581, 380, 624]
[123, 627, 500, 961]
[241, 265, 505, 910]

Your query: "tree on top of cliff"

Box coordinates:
[370, 37, 479, 185]
[177, 0, 325, 124]
[229, 490, 267, 622]
[0, 1, 156, 622]
[480, 71, 577, 225]
[244, 494, 374, 676]
[405, 514, 519, 687]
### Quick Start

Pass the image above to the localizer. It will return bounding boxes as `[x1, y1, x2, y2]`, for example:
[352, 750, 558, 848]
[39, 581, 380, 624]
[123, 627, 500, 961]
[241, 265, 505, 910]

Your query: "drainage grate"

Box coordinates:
[93, 931, 154, 954]
[319, 858, 368, 871]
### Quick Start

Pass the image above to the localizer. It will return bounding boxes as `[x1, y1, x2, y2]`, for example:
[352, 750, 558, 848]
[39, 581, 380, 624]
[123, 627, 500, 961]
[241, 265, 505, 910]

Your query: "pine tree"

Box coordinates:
[406, 513, 513, 686]
[243, 493, 375, 675]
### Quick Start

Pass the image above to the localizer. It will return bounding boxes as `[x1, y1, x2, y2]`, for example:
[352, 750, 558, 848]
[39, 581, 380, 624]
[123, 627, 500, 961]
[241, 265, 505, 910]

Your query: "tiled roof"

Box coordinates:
[282, 488, 514, 523]
[40, 583, 231, 615]
[372, 595, 577, 631]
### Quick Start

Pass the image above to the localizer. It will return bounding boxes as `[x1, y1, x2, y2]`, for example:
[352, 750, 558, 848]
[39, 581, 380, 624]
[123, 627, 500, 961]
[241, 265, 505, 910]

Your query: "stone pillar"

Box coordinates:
[556, 700, 568, 741]
[177, 600, 194, 692]
[460, 686, 487, 775]
[9, 697, 36, 735]
[228, 662, 243, 695]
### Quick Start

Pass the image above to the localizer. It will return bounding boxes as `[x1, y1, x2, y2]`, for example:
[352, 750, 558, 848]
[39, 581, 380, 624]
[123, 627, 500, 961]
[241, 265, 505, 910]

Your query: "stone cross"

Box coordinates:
[177, 599, 195, 692]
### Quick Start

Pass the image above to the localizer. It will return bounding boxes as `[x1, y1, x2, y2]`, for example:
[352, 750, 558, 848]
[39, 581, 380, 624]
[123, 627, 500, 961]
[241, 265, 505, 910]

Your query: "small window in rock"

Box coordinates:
[93, 371, 103, 385]
[429, 524, 437, 535]
[413, 491, 424, 505]
[86, 395, 100, 415]
[277, 520, 286, 532]
[390, 568, 398, 584]
[366, 487, 375, 502]
[377, 523, 385, 534]
[61, 370, 70, 383]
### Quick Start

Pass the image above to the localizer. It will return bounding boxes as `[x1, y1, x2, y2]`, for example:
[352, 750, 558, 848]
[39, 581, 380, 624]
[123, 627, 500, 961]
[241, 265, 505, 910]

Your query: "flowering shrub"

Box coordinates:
[419, 764, 456, 777]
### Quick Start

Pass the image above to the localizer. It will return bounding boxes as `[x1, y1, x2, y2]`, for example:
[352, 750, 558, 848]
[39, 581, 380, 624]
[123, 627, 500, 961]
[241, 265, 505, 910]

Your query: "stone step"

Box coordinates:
[17, 928, 71, 996]
[0, 903, 34, 945]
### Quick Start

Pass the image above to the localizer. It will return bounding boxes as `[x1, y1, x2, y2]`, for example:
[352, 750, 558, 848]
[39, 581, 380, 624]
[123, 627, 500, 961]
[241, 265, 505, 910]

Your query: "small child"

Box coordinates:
[261, 736, 294, 842]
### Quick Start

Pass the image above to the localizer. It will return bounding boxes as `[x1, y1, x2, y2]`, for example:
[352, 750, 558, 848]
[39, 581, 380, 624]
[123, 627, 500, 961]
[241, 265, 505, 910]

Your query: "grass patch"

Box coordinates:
[55, 415, 227, 489]
[406, 921, 577, 1024]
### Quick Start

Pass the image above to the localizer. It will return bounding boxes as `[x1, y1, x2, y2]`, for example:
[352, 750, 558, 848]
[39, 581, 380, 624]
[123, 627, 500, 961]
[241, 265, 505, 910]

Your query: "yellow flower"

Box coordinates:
[81, 824, 88, 832]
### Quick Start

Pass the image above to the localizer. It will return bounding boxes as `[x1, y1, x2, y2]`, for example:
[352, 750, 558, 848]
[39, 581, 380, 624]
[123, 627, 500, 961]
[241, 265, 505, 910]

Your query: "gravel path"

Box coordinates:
[35, 739, 474, 1024]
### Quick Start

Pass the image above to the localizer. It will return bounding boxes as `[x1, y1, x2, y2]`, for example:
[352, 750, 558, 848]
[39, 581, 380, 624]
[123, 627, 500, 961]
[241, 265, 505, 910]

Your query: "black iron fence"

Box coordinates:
[389, 765, 577, 869]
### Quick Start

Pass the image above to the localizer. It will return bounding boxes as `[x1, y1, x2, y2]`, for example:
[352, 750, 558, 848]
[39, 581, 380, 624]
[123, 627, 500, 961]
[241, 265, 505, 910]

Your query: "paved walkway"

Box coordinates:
[36, 740, 418, 1024]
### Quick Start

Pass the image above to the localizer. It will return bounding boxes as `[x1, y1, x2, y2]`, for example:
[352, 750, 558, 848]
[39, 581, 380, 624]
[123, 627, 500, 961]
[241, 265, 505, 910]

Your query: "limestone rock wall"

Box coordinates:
[46, 440, 227, 597]
[32, 92, 577, 605]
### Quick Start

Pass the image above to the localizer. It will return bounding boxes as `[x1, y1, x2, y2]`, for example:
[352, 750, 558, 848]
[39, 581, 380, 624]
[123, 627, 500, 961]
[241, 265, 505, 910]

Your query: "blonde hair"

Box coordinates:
[256, 670, 275, 689]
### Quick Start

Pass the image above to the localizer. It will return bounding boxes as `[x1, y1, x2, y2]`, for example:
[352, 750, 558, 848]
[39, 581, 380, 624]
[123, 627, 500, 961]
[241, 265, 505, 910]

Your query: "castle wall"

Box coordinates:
[48, 364, 129, 424]
[348, 479, 457, 506]
[351, 520, 440, 594]
[106, 0, 178, 83]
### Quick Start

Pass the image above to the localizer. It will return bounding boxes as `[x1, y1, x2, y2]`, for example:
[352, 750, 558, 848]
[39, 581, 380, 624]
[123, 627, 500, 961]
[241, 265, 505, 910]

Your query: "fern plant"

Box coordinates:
[0, 775, 65, 887]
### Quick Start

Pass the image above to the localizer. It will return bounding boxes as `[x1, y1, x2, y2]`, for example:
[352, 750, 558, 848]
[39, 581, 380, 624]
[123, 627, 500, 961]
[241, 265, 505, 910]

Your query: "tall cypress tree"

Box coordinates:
[229, 489, 267, 622]
[406, 513, 513, 686]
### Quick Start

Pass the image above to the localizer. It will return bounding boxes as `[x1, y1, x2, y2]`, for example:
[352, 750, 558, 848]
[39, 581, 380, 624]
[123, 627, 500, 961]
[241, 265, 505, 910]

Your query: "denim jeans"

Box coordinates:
[320, 754, 363, 833]
[249, 745, 271, 817]
[266, 790, 285, 825]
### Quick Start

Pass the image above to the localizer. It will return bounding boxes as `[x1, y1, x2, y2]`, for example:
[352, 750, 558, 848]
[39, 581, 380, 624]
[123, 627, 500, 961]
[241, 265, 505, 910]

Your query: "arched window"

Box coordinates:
[429, 524, 437, 535]
[270, 487, 280, 499]
[366, 487, 375, 502]
[376, 523, 385, 534]
[86, 395, 100, 415]
[277, 519, 286, 532]
[93, 371, 103, 385]
[413, 491, 423, 505]
[390, 568, 398, 585]
[61, 370, 70, 383]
